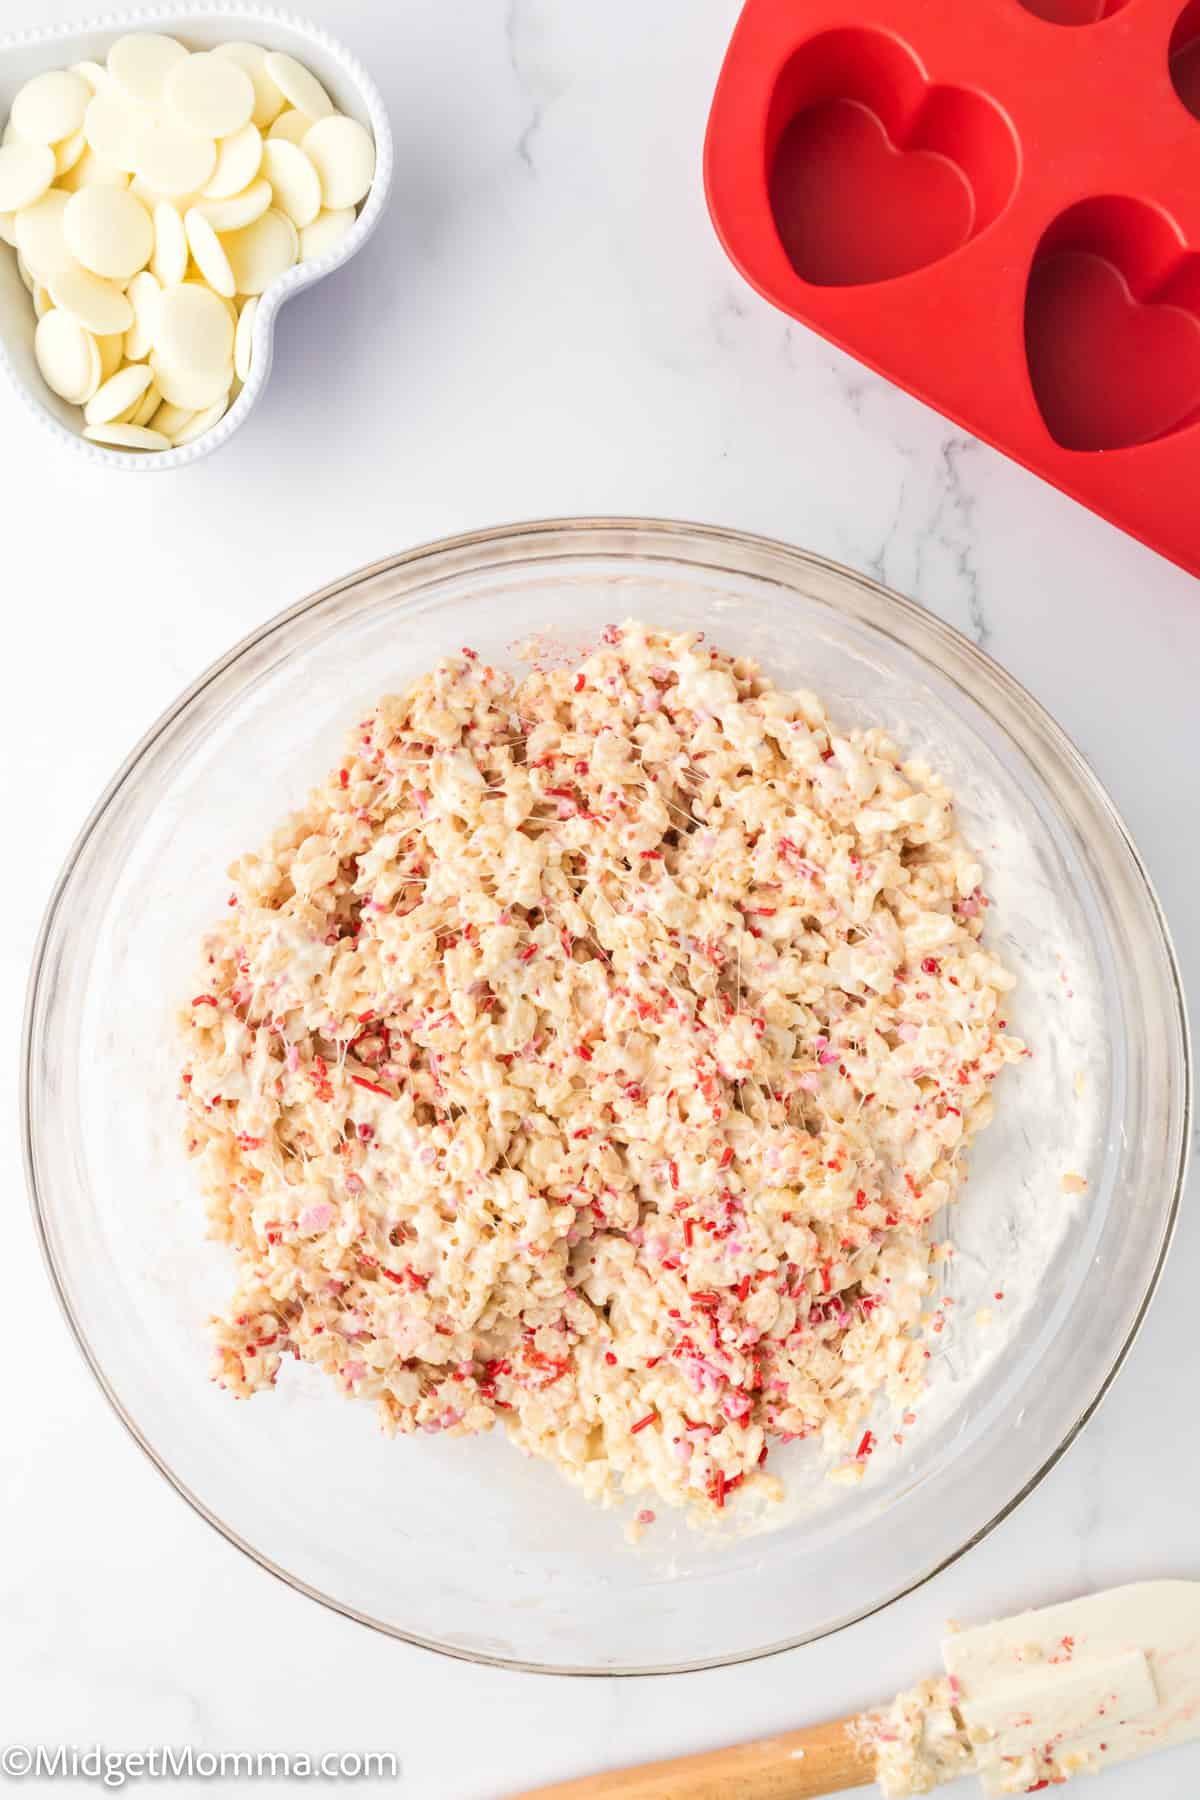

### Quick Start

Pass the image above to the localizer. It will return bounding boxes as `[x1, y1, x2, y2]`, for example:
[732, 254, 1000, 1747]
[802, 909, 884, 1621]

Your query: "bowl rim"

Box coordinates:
[21, 516, 1193, 1675]
[0, 1, 394, 472]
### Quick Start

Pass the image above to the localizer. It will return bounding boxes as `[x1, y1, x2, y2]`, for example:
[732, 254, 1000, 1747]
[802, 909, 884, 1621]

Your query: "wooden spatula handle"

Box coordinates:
[514, 1713, 876, 1800]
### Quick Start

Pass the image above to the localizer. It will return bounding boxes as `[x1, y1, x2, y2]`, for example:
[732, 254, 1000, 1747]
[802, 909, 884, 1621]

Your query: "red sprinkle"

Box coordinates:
[921, 957, 940, 975]
[191, 994, 219, 1007]
[574, 673, 586, 692]
[718, 1145, 734, 1170]
[668, 1159, 680, 1190]
[351, 1075, 392, 1097]
[855, 1430, 876, 1460]
[339, 768, 349, 789]
[630, 1412, 657, 1434]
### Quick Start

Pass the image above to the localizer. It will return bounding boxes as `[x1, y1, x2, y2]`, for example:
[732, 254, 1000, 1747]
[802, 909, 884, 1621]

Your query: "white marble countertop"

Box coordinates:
[1, 1, 1197, 1795]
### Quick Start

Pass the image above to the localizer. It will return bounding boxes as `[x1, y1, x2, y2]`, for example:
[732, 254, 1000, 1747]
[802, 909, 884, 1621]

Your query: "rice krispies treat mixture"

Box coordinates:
[863, 1672, 1108, 1796]
[179, 620, 1025, 1522]
[865, 1678, 975, 1796]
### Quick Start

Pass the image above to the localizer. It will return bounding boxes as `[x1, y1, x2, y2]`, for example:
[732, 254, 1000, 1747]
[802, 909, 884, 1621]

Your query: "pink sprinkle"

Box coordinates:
[797, 1071, 821, 1092]
[343, 1361, 367, 1383]
[285, 1044, 300, 1072]
[636, 1509, 656, 1526]
[299, 1203, 333, 1232]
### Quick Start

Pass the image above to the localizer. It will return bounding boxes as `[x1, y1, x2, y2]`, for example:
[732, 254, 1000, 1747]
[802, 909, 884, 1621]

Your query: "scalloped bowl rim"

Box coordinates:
[0, 1, 393, 471]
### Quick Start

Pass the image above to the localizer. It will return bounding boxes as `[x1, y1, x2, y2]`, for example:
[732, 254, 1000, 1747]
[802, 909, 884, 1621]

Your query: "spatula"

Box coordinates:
[514, 1581, 1200, 1798]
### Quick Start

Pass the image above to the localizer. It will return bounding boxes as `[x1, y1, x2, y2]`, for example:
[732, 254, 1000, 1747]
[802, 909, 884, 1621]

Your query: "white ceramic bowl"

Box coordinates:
[0, 4, 393, 470]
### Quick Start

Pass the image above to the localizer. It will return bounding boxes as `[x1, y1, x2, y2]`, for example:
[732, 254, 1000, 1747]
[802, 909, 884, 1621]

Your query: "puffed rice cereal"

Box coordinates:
[179, 621, 1024, 1520]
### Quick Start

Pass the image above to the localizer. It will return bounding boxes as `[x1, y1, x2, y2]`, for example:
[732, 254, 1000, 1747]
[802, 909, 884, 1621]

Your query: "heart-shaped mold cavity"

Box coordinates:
[1013, 0, 1129, 25]
[1025, 197, 1200, 451]
[1170, 0, 1200, 119]
[766, 28, 1019, 287]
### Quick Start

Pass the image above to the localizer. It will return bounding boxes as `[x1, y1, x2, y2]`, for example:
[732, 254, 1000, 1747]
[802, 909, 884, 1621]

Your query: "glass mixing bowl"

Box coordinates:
[23, 519, 1189, 1674]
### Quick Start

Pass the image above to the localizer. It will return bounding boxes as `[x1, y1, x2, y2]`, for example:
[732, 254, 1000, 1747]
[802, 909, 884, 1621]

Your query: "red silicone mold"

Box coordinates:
[704, 0, 1200, 576]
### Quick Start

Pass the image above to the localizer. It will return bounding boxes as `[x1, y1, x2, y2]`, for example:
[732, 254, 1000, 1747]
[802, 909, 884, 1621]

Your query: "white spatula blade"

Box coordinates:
[942, 1581, 1200, 1793]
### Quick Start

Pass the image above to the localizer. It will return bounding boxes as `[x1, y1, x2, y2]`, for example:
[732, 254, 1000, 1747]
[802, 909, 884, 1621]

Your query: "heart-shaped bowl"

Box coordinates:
[0, 4, 393, 470]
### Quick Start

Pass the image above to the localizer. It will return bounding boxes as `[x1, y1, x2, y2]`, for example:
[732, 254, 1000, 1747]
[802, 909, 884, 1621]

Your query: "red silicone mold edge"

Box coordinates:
[704, 0, 1200, 577]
